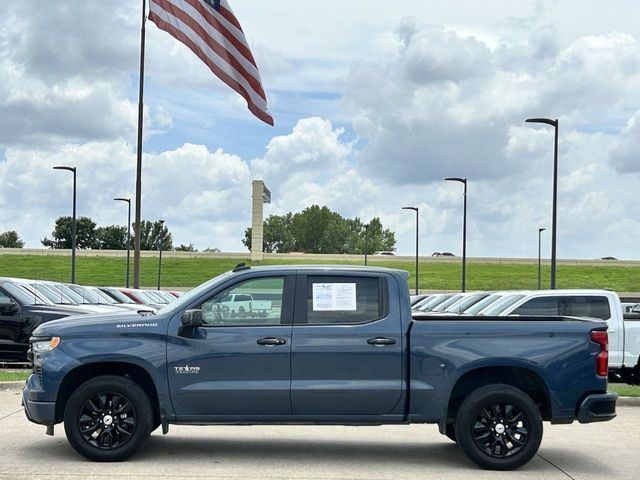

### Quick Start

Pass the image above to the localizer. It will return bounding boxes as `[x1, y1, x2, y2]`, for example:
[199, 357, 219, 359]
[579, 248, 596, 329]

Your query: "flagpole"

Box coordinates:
[133, 0, 147, 289]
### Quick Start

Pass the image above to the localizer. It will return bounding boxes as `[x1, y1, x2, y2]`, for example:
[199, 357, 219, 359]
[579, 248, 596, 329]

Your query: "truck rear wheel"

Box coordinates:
[63, 375, 153, 462]
[454, 384, 542, 470]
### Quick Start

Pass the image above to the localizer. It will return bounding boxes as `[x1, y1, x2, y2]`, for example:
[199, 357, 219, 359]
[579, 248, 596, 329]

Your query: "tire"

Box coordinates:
[445, 424, 457, 443]
[63, 375, 153, 462]
[454, 384, 543, 470]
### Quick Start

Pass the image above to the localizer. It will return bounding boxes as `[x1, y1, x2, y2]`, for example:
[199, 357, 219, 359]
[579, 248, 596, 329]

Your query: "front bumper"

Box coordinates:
[22, 375, 56, 425]
[577, 391, 618, 423]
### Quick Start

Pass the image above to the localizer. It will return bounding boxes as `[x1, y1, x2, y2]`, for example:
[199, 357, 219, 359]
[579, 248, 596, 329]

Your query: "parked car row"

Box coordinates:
[412, 289, 640, 385]
[0, 277, 181, 362]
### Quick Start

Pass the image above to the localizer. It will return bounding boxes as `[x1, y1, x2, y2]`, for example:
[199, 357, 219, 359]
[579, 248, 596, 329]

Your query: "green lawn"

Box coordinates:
[0, 370, 29, 382]
[610, 383, 640, 397]
[1, 254, 640, 291]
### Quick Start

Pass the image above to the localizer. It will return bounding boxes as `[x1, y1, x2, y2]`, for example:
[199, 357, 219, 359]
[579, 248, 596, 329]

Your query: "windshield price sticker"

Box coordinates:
[312, 283, 357, 311]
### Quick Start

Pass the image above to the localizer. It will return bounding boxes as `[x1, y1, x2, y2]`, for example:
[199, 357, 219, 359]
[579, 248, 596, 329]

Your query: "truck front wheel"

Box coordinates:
[63, 375, 153, 462]
[454, 384, 542, 470]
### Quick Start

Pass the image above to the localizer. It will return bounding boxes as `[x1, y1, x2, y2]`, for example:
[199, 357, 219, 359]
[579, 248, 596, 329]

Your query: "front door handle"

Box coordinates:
[367, 337, 397, 346]
[257, 337, 287, 346]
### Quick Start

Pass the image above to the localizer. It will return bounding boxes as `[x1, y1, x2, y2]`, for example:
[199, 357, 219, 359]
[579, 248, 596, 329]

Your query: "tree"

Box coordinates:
[133, 220, 173, 251]
[94, 225, 128, 250]
[242, 206, 396, 254]
[41, 216, 97, 249]
[175, 243, 197, 252]
[0, 230, 25, 248]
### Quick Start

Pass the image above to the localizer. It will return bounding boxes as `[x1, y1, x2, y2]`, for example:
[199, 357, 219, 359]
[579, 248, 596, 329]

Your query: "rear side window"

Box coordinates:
[305, 276, 386, 325]
[512, 297, 560, 316]
[561, 296, 611, 320]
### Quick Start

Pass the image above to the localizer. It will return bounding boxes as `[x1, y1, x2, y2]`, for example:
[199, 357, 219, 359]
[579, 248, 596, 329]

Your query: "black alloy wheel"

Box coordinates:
[455, 384, 543, 470]
[78, 392, 137, 449]
[471, 401, 528, 458]
[64, 375, 153, 461]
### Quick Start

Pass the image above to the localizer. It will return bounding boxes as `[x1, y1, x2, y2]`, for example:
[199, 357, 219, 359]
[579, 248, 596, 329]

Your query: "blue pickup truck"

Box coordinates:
[23, 265, 617, 470]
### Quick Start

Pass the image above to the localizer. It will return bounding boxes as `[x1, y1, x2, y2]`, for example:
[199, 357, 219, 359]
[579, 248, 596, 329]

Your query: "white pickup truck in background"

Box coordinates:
[499, 289, 640, 385]
[216, 293, 272, 318]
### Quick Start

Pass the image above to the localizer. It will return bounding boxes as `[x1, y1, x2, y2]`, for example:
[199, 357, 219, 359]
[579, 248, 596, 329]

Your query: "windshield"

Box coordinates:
[67, 285, 105, 304]
[87, 287, 117, 304]
[32, 283, 75, 305]
[481, 294, 526, 316]
[417, 295, 451, 312]
[464, 294, 502, 315]
[46, 283, 86, 304]
[155, 271, 233, 315]
[101, 288, 135, 304]
[444, 293, 489, 313]
[431, 294, 463, 312]
[143, 290, 168, 303]
[3, 282, 46, 305]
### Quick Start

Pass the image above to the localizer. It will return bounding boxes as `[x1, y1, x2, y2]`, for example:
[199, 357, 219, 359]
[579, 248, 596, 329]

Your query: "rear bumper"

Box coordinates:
[577, 391, 618, 423]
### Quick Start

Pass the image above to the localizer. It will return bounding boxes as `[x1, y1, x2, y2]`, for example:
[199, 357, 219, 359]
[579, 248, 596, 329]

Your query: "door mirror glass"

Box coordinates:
[181, 309, 203, 327]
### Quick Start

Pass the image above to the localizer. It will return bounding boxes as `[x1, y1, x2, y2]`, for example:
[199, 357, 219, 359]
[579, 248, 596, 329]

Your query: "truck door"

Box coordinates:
[290, 273, 403, 416]
[167, 274, 294, 417]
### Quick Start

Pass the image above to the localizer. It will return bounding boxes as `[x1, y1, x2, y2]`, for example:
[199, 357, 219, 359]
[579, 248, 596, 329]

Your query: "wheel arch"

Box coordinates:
[445, 365, 552, 426]
[55, 362, 161, 426]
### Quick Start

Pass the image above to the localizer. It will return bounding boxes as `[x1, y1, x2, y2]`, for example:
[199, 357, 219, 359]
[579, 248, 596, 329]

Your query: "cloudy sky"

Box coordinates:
[1, 0, 639, 259]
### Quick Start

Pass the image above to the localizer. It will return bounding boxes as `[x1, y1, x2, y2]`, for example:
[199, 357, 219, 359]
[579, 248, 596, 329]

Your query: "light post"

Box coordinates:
[114, 198, 132, 287]
[364, 223, 369, 266]
[538, 227, 546, 290]
[53, 166, 77, 284]
[157, 220, 165, 290]
[445, 177, 467, 292]
[402, 207, 419, 295]
[526, 117, 559, 289]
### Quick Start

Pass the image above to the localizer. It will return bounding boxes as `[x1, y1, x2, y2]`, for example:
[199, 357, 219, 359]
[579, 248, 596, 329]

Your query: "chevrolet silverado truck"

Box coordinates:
[23, 265, 617, 470]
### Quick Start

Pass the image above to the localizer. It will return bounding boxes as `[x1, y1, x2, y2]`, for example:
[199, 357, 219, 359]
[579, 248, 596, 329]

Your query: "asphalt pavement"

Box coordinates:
[0, 389, 638, 480]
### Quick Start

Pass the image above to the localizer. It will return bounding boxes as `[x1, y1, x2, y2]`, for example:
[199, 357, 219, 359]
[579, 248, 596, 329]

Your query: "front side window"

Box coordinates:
[305, 276, 385, 325]
[199, 277, 284, 326]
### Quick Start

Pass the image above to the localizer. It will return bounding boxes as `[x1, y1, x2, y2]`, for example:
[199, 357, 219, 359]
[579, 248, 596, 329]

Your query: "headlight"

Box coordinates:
[32, 337, 61, 353]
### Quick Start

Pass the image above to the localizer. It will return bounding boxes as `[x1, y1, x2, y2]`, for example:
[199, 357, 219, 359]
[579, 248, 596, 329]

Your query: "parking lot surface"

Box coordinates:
[1, 390, 638, 480]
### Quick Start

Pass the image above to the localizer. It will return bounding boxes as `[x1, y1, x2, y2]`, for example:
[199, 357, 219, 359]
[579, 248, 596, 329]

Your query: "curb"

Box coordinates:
[617, 396, 640, 406]
[0, 381, 24, 392]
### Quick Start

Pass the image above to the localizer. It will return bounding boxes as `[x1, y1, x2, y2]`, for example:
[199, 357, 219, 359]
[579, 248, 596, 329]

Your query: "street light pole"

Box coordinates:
[53, 166, 77, 284]
[526, 117, 559, 289]
[157, 220, 165, 290]
[364, 223, 369, 266]
[402, 207, 419, 295]
[114, 198, 132, 288]
[445, 177, 467, 292]
[538, 227, 546, 290]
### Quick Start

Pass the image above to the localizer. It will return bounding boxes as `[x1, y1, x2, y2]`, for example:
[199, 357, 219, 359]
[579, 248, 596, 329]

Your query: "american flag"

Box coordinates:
[149, 0, 274, 125]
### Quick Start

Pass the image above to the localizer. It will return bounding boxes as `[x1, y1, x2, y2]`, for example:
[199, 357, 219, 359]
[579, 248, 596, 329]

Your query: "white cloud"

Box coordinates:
[2, 0, 640, 263]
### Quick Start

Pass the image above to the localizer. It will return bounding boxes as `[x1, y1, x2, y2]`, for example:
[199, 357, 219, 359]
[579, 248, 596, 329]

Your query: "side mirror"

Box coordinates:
[181, 309, 203, 327]
[178, 309, 203, 338]
[0, 301, 19, 315]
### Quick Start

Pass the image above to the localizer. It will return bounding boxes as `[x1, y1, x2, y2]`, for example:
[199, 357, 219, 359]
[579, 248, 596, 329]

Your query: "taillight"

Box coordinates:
[590, 330, 608, 377]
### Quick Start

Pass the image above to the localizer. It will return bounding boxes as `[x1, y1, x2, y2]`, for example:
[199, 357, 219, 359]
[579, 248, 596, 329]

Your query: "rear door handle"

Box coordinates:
[257, 337, 287, 346]
[367, 337, 397, 346]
